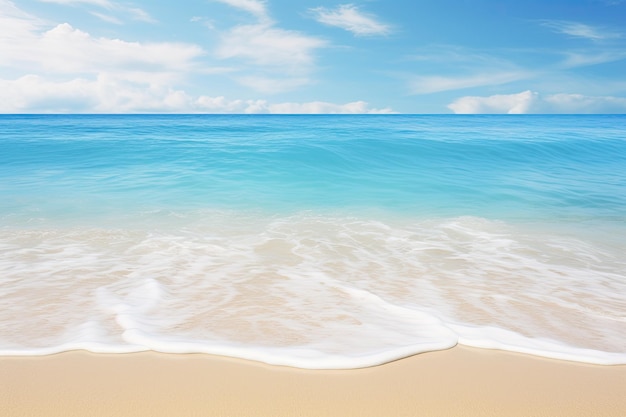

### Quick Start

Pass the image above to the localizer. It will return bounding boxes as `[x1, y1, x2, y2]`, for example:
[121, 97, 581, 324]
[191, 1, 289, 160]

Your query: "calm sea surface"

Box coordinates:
[1, 115, 625, 368]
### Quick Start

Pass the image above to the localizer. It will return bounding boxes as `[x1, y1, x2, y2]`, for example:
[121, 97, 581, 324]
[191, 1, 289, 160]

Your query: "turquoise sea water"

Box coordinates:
[1, 115, 625, 368]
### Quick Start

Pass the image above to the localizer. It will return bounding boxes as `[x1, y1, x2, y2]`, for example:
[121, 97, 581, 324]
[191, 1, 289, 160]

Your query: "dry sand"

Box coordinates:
[1, 346, 625, 417]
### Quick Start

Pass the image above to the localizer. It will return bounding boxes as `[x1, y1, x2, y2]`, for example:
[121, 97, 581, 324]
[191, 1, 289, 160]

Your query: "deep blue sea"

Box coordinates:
[1, 114, 625, 368]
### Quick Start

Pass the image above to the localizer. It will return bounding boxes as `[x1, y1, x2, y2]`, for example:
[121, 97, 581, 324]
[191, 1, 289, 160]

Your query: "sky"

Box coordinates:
[1, 0, 626, 113]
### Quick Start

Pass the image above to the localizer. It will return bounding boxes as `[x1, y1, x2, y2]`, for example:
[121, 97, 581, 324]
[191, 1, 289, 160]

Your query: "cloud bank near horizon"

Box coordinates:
[448, 90, 626, 114]
[0, 75, 393, 114]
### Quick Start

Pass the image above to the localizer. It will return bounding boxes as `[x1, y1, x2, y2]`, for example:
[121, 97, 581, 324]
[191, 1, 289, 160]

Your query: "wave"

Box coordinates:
[1, 213, 624, 368]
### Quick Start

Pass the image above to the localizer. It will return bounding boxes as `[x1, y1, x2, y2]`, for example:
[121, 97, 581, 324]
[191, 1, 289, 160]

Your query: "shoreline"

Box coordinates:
[2, 346, 625, 417]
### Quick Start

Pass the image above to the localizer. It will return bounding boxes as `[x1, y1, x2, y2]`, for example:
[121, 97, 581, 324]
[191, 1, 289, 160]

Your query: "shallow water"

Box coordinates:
[1, 115, 625, 368]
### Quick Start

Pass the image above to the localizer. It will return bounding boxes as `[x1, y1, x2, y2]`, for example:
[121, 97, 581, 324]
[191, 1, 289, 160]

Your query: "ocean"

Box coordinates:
[1, 114, 624, 368]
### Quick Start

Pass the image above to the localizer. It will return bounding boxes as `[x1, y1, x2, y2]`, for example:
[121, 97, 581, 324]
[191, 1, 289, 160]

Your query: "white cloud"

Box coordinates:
[447, 90, 538, 114]
[0, 1, 392, 113]
[0, 74, 199, 113]
[262, 100, 394, 114]
[448, 90, 626, 114]
[0, 1, 202, 111]
[0, 5, 43, 53]
[310, 4, 390, 36]
[216, 24, 325, 70]
[215, 23, 326, 92]
[126, 7, 156, 23]
[193, 97, 393, 114]
[0, 73, 203, 113]
[0, 75, 96, 112]
[542, 92, 626, 113]
[541, 20, 621, 41]
[0, 75, 393, 113]
[213, 0, 327, 93]
[1, 21, 203, 75]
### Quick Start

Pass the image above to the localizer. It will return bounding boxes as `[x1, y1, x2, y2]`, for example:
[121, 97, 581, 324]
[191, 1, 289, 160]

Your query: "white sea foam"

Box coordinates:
[1, 212, 625, 368]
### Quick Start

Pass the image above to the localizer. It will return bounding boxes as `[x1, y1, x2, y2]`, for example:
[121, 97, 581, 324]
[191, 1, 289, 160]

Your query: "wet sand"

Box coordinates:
[1, 346, 625, 417]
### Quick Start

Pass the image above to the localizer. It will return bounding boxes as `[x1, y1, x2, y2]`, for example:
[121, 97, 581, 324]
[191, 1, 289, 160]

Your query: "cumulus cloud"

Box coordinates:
[0, 73, 200, 113]
[0, 74, 393, 113]
[213, 1, 327, 92]
[0, 75, 95, 112]
[0, 1, 197, 112]
[0, 1, 392, 113]
[310, 4, 390, 36]
[1, 20, 204, 77]
[448, 90, 626, 114]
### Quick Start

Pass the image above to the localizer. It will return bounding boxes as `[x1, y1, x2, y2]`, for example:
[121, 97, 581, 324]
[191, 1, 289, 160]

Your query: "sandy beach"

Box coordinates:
[1, 346, 625, 417]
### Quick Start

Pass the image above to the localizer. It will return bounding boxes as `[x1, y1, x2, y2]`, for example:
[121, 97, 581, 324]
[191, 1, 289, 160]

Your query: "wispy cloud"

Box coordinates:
[38, 0, 156, 23]
[39, 0, 114, 7]
[126, 7, 156, 23]
[310, 4, 390, 36]
[405, 45, 535, 94]
[1, 0, 46, 36]
[448, 90, 626, 114]
[212, 0, 269, 21]
[89, 11, 122, 24]
[561, 50, 626, 68]
[213, 0, 327, 93]
[541, 20, 621, 41]
[410, 71, 531, 94]
[405, 40, 626, 98]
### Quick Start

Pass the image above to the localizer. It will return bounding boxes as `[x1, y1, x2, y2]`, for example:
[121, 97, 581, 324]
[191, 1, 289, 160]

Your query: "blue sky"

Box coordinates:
[1, 0, 625, 113]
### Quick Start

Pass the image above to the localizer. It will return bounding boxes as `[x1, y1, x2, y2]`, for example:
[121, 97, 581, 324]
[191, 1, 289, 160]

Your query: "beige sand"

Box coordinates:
[1, 346, 625, 417]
